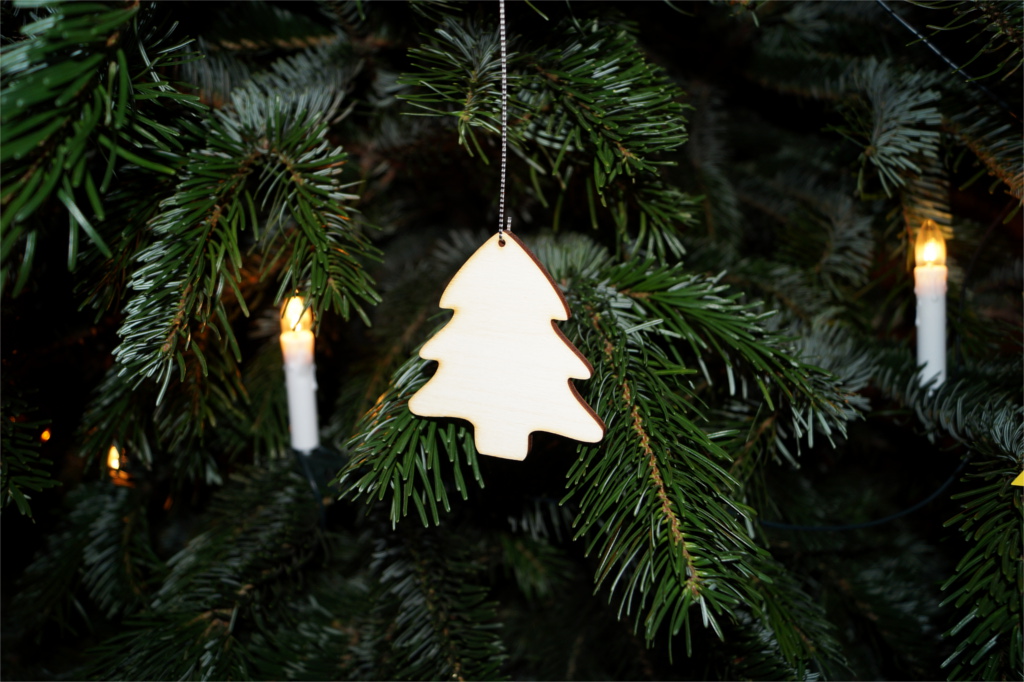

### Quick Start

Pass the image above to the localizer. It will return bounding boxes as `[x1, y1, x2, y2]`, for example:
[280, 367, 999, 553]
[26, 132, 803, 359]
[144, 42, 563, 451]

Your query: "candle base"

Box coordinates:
[284, 361, 321, 453]
[914, 265, 947, 389]
[293, 444, 347, 527]
[292, 445, 347, 490]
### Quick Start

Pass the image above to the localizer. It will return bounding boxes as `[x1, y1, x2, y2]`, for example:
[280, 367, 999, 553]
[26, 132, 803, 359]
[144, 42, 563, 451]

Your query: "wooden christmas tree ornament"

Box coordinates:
[408, 231, 605, 460]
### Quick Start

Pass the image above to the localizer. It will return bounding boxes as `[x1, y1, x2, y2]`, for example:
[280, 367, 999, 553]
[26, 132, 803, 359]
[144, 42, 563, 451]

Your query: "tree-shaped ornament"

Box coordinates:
[408, 231, 605, 460]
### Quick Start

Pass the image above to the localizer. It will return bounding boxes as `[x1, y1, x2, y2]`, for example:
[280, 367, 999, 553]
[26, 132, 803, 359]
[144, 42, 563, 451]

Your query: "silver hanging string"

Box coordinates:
[498, 0, 510, 243]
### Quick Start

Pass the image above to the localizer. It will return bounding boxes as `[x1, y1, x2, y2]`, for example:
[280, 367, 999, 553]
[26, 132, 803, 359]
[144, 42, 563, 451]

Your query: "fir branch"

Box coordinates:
[870, 347, 1023, 457]
[498, 567, 656, 681]
[561, 287, 840, 672]
[0, 1, 204, 295]
[9, 486, 96, 638]
[399, 17, 513, 153]
[90, 611, 254, 682]
[940, 458, 1022, 680]
[716, 613, 823, 681]
[746, 167, 876, 299]
[601, 256, 859, 445]
[618, 181, 700, 260]
[717, 563, 849, 681]
[196, 1, 339, 54]
[241, 332, 291, 463]
[755, 1, 889, 56]
[683, 82, 745, 248]
[495, 531, 575, 603]
[363, 526, 508, 681]
[113, 64, 380, 402]
[547, 235, 848, 668]
[813, 195, 875, 294]
[80, 486, 164, 619]
[716, 319, 873, 479]
[747, 13, 948, 198]
[154, 464, 322, 609]
[944, 102, 1024, 201]
[0, 395, 58, 517]
[77, 367, 146, 466]
[78, 353, 244, 485]
[75, 169, 177, 317]
[150, 346, 246, 484]
[568, 307, 735, 633]
[87, 460, 324, 681]
[9, 483, 157, 638]
[911, 0, 1024, 81]
[248, 565, 372, 681]
[727, 260, 833, 324]
[524, 16, 689, 191]
[398, 12, 694, 255]
[838, 58, 944, 197]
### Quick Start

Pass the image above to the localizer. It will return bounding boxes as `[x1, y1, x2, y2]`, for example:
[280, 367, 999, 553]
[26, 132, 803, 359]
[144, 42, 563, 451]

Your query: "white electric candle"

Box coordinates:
[913, 220, 947, 388]
[280, 296, 320, 452]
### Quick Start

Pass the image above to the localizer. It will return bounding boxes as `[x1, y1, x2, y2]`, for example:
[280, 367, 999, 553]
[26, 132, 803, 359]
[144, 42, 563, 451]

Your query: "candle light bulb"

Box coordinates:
[282, 296, 313, 333]
[107, 445, 121, 470]
[915, 219, 946, 267]
[107, 445, 132, 485]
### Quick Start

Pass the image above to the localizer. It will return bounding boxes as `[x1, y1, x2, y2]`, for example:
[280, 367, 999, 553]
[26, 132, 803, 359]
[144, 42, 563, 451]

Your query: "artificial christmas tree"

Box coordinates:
[1, 1, 1020, 680]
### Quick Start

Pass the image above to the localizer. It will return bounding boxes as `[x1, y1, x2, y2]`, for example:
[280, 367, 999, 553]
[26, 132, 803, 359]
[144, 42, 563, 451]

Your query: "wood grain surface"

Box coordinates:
[408, 231, 605, 460]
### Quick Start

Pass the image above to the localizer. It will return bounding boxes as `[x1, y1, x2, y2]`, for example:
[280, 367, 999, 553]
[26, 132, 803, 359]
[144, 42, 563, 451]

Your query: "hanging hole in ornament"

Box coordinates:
[498, 217, 510, 247]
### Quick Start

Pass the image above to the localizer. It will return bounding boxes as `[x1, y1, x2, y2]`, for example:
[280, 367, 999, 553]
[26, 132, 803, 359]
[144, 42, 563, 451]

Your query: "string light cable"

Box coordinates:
[760, 454, 971, 532]
[875, 0, 1018, 121]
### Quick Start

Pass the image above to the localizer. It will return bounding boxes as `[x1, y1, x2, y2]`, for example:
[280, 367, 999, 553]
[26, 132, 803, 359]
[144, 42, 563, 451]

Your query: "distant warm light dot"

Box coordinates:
[107, 446, 132, 486]
[40, 428, 51, 442]
[107, 445, 121, 470]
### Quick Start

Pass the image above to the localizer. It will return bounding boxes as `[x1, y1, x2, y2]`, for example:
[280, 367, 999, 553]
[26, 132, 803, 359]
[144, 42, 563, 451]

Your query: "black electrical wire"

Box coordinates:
[295, 447, 327, 528]
[760, 455, 970, 532]
[876, 0, 1019, 121]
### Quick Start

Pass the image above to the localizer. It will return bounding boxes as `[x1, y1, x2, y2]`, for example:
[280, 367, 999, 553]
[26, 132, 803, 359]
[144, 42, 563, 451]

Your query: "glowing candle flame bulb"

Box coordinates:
[283, 297, 313, 334]
[280, 296, 320, 453]
[107, 445, 131, 485]
[913, 220, 947, 388]
[915, 219, 946, 266]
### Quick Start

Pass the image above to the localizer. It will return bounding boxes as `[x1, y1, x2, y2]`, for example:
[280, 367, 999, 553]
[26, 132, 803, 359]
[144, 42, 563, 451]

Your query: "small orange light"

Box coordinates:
[107, 445, 132, 486]
[107, 445, 121, 470]
[163, 495, 174, 511]
[40, 428, 51, 442]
